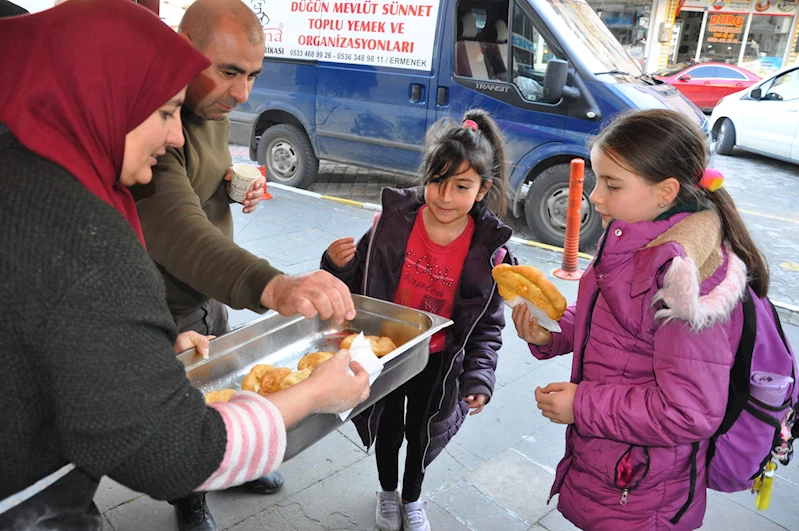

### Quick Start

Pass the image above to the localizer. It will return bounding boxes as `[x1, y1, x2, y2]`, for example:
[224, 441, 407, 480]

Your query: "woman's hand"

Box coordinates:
[535, 382, 577, 424]
[512, 304, 552, 346]
[306, 349, 370, 413]
[327, 237, 357, 268]
[174, 331, 215, 357]
[463, 394, 488, 416]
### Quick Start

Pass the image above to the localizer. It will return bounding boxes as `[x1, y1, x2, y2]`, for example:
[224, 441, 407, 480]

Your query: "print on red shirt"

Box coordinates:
[393, 207, 474, 353]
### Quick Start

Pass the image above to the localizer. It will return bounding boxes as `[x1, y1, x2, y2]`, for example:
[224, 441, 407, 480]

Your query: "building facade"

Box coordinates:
[587, 0, 799, 75]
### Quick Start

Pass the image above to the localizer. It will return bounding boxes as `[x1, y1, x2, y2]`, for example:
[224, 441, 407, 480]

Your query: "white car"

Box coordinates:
[710, 65, 799, 164]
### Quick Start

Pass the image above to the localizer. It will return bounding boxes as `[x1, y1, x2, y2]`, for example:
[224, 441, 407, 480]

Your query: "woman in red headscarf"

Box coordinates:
[0, 2, 368, 529]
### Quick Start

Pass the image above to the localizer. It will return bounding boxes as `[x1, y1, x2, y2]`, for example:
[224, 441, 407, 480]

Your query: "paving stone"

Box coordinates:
[702, 490, 786, 531]
[496, 311, 551, 388]
[512, 420, 568, 476]
[453, 362, 564, 462]
[207, 429, 369, 529]
[424, 499, 474, 530]
[537, 505, 579, 531]
[104, 493, 174, 531]
[223, 506, 296, 531]
[94, 478, 143, 514]
[227, 307, 263, 331]
[244, 228, 338, 266]
[467, 447, 555, 525]
[336, 421, 370, 455]
[720, 475, 799, 530]
[103, 515, 115, 531]
[274, 457, 382, 531]
[429, 480, 531, 531]
[441, 440, 486, 473]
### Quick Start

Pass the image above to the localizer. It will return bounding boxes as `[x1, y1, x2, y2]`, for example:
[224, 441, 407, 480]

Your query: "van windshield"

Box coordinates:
[544, 0, 643, 77]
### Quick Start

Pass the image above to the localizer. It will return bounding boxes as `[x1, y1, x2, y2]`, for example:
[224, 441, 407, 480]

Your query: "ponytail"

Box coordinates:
[708, 189, 770, 297]
[462, 109, 507, 217]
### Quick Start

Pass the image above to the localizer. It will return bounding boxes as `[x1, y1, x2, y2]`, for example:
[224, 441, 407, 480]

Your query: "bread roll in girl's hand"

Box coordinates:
[491, 264, 567, 321]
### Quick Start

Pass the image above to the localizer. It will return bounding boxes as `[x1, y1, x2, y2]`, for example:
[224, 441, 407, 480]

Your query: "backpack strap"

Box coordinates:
[670, 442, 700, 524]
[719, 290, 758, 436]
[493, 247, 507, 267]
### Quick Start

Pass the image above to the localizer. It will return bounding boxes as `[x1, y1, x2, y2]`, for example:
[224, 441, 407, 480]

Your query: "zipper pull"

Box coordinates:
[619, 489, 629, 505]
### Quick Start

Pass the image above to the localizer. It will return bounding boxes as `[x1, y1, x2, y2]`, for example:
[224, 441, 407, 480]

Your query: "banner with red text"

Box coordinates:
[244, 0, 441, 70]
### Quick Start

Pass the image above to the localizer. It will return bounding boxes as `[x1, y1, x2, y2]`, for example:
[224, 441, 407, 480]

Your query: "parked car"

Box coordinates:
[653, 62, 759, 112]
[710, 65, 799, 164]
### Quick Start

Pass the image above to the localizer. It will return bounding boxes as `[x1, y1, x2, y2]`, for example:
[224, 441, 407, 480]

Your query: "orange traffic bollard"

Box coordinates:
[259, 165, 273, 200]
[553, 159, 585, 281]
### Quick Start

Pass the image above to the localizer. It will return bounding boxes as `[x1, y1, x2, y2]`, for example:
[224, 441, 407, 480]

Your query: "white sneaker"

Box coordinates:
[375, 490, 402, 531]
[402, 500, 431, 531]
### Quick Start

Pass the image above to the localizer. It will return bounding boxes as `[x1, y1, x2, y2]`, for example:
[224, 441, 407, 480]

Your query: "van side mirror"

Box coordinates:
[542, 59, 577, 103]
[750, 88, 762, 100]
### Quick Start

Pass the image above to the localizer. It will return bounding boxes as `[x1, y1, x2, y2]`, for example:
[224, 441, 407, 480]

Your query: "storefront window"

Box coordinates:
[586, 0, 652, 68]
[673, 11, 705, 63]
[701, 12, 746, 64]
[740, 15, 794, 76]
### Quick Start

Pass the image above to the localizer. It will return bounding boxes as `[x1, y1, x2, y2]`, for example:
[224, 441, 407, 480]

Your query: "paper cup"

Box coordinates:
[229, 163, 261, 203]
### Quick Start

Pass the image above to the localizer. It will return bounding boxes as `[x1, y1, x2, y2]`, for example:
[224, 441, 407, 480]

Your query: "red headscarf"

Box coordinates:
[0, 0, 210, 245]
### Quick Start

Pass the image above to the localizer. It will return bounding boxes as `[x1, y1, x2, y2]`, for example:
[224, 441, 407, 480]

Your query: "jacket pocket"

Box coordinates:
[614, 445, 651, 506]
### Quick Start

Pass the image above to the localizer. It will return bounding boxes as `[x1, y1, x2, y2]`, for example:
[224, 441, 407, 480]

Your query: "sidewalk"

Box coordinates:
[98, 186, 798, 531]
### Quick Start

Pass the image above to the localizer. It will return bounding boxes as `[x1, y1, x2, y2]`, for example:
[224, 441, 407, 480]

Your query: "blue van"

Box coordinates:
[233, 0, 706, 247]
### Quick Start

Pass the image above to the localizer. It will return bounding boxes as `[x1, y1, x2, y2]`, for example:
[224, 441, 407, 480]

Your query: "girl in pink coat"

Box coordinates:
[512, 109, 768, 530]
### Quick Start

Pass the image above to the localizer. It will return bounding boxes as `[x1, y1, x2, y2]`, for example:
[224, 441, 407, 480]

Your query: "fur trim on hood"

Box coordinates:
[649, 211, 748, 331]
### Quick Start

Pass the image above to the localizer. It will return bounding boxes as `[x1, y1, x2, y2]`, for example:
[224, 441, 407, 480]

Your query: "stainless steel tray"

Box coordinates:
[178, 294, 452, 460]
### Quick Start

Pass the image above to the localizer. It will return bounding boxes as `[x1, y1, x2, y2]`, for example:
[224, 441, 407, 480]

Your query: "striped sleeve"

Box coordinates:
[195, 391, 286, 492]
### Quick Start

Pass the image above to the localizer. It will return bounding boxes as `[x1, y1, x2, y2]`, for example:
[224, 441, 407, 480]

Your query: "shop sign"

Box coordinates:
[706, 13, 745, 43]
[753, 0, 798, 15]
[678, 0, 797, 11]
[679, 0, 710, 11]
[243, 0, 441, 71]
[709, 0, 752, 13]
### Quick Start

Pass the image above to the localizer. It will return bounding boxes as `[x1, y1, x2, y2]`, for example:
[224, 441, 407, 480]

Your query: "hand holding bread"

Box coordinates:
[491, 264, 566, 321]
[511, 304, 552, 346]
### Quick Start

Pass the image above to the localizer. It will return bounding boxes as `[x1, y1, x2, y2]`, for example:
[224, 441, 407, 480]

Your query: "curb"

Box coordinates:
[267, 182, 799, 323]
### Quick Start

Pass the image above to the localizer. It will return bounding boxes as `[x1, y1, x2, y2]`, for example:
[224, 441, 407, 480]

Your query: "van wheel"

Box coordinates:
[257, 124, 318, 189]
[714, 119, 736, 156]
[524, 163, 603, 250]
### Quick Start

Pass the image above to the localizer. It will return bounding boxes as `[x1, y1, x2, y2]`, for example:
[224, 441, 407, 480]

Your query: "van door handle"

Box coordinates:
[411, 84, 423, 103]
[437, 87, 449, 106]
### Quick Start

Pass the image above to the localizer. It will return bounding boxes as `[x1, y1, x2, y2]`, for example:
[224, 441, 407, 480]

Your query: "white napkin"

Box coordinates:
[338, 333, 384, 420]
[505, 296, 562, 334]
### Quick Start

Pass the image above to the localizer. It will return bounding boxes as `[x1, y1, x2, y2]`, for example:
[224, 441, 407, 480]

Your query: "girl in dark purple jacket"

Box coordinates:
[322, 110, 513, 531]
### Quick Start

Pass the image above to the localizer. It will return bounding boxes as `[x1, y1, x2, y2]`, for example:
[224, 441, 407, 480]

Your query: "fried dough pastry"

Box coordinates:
[257, 367, 293, 396]
[241, 364, 292, 396]
[298, 351, 335, 372]
[340, 333, 397, 357]
[204, 389, 236, 404]
[278, 369, 312, 390]
[491, 263, 567, 321]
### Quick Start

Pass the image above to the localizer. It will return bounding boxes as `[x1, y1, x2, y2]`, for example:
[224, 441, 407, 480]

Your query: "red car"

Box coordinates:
[653, 62, 760, 112]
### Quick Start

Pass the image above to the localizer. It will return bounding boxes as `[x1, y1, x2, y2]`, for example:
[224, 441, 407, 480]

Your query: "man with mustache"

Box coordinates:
[132, 1, 356, 529]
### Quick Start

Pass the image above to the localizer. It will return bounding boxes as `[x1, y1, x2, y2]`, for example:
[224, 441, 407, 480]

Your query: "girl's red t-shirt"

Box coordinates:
[393, 206, 475, 353]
